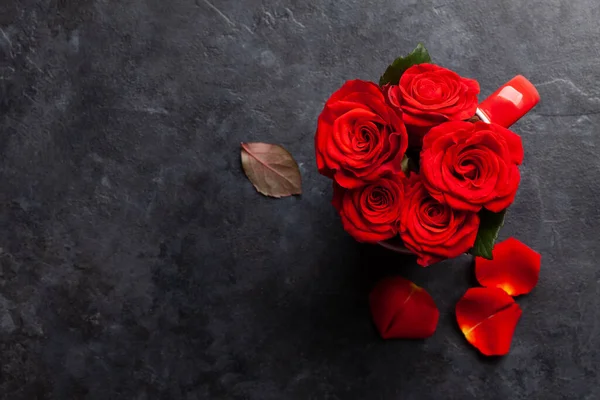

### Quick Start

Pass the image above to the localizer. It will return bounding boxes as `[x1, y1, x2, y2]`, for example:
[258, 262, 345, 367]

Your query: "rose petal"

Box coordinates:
[475, 237, 541, 296]
[369, 276, 439, 339]
[455, 287, 522, 356]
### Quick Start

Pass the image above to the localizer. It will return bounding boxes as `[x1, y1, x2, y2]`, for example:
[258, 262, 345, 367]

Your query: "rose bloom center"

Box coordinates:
[352, 123, 379, 153]
[420, 199, 451, 229]
[368, 187, 391, 211]
[454, 148, 485, 182]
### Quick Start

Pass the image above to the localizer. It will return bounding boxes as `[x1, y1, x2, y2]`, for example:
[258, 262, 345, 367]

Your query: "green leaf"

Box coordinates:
[400, 154, 420, 175]
[400, 156, 410, 174]
[470, 209, 507, 260]
[379, 43, 432, 86]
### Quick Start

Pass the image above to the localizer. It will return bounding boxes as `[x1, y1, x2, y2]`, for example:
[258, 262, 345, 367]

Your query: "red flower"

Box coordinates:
[420, 121, 524, 212]
[332, 174, 405, 243]
[456, 287, 522, 356]
[476, 238, 541, 296]
[369, 276, 439, 339]
[384, 64, 479, 145]
[398, 175, 479, 266]
[315, 80, 409, 189]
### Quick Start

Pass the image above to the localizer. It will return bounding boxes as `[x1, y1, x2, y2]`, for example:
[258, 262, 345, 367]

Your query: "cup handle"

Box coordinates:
[476, 75, 540, 128]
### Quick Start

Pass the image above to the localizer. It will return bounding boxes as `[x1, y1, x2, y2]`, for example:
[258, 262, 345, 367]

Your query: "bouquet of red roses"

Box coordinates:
[315, 44, 539, 267]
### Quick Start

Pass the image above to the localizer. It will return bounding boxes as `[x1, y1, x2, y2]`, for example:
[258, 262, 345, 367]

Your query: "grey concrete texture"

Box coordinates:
[0, 0, 599, 399]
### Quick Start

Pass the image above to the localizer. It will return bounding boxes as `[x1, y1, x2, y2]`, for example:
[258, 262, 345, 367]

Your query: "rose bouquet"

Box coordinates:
[315, 44, 540, 267]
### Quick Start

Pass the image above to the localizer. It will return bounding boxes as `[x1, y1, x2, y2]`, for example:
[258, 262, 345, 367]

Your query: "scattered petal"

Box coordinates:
[475, 237, 541, 296]
[456, 287, 522, 356]
[241, 142, 302, 198]
[369, 276, 439, 339]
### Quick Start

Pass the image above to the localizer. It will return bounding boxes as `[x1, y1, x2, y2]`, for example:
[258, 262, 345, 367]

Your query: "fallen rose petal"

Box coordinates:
[475, 237, 541, 296]
[369, 276, 439, 339]
[456, 287, 522, 356]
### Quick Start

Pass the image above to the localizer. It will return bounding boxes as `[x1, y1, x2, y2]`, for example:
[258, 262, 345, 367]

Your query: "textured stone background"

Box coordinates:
[1, 0, 599, 399]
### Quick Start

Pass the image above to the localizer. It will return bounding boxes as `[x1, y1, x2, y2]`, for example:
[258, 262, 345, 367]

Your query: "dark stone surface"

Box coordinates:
[1, 0, 599, 398]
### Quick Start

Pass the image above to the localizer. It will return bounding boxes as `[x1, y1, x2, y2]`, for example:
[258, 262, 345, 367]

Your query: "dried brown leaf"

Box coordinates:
[240, 142, 302, 198]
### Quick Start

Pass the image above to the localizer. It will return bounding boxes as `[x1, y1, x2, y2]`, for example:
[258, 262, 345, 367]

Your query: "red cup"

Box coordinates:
[476, 75, 540, 128]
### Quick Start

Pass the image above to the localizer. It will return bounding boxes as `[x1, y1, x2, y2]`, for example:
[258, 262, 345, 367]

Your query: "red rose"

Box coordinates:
[399, 175, 479, 266]
[332, 174, 405, 243]
[385, 64, 479, 145]
[421, 121, 524, 212]
[315, 80, 409, 189]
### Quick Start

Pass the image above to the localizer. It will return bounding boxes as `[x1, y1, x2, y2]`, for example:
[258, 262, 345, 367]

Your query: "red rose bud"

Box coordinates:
[315, 80, 409, 189]
[456, 287, 522, 356]
[477, 75, 540, 128]
[398, 175, 479, 266]
[332, 174, 405, 243]
[369, 276, 439, 339]
[476, 238, 541, 296]
[386, 63, 479, 146]
[421, 121, 524, 213]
